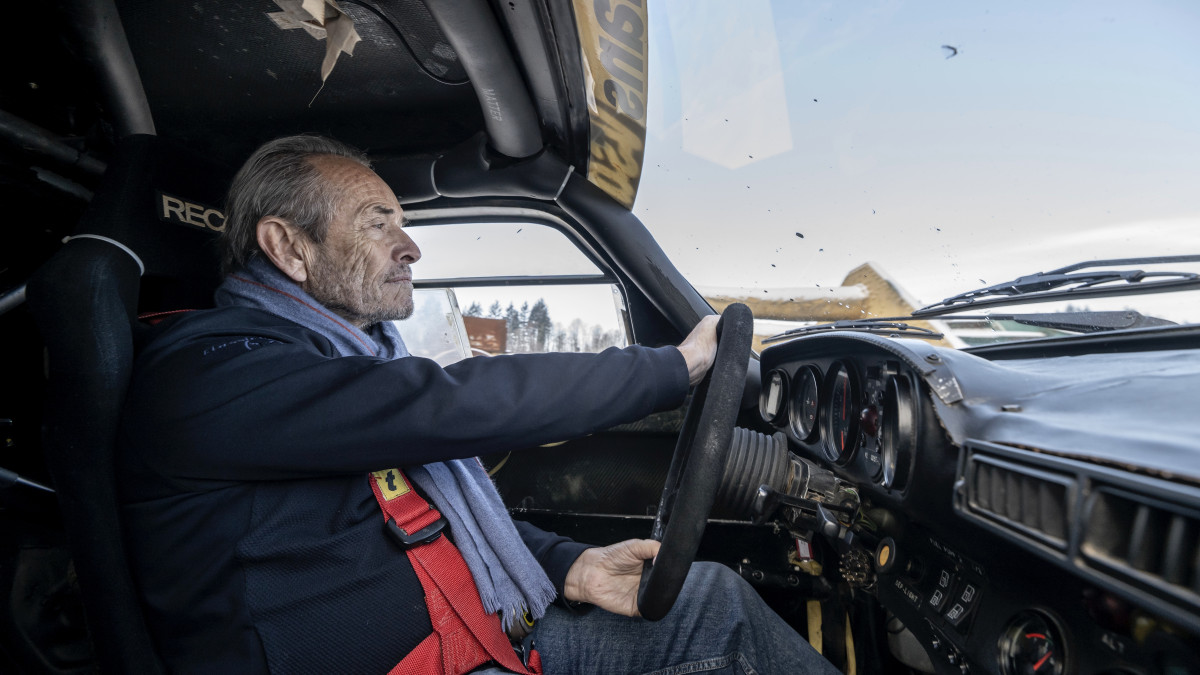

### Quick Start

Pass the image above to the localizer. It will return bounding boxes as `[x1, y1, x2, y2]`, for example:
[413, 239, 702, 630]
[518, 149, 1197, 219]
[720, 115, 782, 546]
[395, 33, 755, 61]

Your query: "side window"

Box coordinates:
[400, 220, 630, 356]
[398, 288, 474, 366]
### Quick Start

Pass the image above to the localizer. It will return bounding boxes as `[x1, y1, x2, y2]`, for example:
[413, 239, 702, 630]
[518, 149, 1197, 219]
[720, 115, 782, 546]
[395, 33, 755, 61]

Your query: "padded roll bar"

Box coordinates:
[62, 0, 155, 138]
[423, 0, 542, 159]
[0, 109, 107, 176]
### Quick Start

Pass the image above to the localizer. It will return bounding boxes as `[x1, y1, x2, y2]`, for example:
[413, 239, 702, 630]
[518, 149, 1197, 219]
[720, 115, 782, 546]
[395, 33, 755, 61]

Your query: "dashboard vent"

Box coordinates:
[1082, 488, 1200, 597]
[965, 453, 1072, 551]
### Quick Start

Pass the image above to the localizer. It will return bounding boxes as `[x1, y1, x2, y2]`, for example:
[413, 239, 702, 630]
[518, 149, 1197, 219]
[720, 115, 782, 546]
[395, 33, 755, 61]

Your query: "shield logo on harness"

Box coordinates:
[370, 469, 411, 501]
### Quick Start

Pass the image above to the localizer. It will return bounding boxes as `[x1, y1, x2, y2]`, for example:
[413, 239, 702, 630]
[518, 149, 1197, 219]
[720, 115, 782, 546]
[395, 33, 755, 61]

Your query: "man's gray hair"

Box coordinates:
[221, 134, 371, 274]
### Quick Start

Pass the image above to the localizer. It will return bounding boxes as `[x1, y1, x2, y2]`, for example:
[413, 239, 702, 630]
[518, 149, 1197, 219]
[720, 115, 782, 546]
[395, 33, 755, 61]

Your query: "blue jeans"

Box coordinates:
[480, 562, 838, 674]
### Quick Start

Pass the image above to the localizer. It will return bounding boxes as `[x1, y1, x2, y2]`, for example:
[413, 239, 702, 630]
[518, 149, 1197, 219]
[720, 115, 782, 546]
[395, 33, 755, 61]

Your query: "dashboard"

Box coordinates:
[756, 331, 1200, 675]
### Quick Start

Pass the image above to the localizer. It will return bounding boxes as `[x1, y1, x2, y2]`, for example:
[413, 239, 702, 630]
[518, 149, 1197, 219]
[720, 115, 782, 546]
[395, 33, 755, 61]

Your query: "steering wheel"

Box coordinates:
[637, 302, 754, 621]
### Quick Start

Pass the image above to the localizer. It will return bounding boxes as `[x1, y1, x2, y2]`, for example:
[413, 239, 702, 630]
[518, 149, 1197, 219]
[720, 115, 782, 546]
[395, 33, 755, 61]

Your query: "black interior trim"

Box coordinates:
[542, 0, 592, 170]
[415, 274, 611, 288]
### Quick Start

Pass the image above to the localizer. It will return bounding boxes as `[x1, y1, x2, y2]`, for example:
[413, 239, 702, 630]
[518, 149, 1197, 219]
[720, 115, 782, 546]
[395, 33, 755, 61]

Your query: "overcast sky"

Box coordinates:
[634, 0, 1200, 321]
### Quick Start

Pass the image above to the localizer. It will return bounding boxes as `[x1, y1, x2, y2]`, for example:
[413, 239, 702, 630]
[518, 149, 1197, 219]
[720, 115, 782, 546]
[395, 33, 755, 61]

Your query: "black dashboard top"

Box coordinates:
[762, 332, 1200, 484]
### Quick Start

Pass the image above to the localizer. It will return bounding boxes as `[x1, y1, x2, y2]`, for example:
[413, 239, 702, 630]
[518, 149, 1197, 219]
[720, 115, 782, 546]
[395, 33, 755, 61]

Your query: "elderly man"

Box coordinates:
[118, 135, 835, 674]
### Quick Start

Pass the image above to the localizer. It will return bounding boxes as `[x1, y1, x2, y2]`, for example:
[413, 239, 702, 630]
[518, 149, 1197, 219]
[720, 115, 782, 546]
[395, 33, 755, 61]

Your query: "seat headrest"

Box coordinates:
[74, 134, 235, 313]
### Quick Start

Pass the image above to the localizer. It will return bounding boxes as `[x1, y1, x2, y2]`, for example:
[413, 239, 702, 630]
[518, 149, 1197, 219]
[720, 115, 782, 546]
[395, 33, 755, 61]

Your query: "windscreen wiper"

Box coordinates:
[763, 319, 943, 345]
[911, 255, 1200, 318]
[939, 311, 1176, 333]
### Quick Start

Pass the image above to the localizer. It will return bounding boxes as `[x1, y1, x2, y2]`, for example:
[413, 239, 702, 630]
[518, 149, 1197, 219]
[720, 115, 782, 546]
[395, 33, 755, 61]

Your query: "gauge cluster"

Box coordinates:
[759, 355, 919, 492]
[757, 333, 1200, 674]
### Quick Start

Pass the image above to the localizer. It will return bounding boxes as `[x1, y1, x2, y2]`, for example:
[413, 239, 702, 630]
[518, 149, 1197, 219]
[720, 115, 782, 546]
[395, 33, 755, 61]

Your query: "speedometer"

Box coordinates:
[821, 361, 859, 464]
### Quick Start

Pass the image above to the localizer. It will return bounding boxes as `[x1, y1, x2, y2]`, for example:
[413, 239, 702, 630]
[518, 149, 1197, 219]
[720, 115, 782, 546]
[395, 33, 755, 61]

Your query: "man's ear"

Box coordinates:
[257, 217, 310, 284]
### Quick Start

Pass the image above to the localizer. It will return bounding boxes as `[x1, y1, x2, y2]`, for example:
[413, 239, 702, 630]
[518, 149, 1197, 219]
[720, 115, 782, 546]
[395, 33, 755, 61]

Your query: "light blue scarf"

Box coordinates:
[215, 257, 556, 629]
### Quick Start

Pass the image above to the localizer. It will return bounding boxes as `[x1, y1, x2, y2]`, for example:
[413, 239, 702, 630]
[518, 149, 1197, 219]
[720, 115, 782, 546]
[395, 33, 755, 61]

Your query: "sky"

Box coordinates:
[633, 0, 1200, 322]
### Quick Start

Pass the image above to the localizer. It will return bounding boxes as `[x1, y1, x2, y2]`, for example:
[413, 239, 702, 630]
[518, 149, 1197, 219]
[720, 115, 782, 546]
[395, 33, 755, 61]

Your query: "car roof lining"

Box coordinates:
[116, 0, 486, 167]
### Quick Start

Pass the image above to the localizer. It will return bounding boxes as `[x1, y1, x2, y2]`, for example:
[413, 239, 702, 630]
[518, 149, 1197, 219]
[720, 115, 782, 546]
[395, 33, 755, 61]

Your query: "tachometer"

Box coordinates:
[788, 366, 820, 441]
[759, 369, 789, 426]
[821, 361, 859, 464]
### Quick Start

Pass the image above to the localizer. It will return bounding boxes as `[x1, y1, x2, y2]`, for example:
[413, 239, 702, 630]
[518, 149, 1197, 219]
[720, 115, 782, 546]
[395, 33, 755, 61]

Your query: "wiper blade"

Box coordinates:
[942, 311, 1176, 334]
[912, 255, 1200, 317]
[763, 319, 943, 345]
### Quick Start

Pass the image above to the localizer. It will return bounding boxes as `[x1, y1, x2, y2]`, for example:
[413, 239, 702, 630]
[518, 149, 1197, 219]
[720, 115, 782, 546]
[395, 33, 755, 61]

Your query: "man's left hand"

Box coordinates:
[563, 538, 661, 617]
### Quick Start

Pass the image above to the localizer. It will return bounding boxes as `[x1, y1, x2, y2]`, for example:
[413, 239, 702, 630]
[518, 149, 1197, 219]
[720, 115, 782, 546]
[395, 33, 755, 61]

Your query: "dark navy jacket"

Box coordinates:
[117, 306, 689, 674]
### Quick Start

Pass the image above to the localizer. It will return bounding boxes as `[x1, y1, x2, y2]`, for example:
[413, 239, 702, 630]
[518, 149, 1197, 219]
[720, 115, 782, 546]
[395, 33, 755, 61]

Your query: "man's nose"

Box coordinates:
[392, 227, 421, 264]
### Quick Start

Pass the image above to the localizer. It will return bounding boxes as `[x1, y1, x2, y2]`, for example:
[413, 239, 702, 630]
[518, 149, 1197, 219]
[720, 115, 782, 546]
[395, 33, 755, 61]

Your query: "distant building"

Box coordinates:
[700, 262, 1077, 350]
[462, 316, 507, 355]
[699, 262, 963, 350]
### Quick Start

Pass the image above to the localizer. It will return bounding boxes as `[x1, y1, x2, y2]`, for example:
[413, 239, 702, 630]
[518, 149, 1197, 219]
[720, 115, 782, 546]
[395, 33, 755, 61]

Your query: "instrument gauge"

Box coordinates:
[999, 611, 1067, 675]
[788, 366, 820, 441]
[821, 362, 859, 464]
[879, 375, 916, 489]
[759, 369, 789, 426]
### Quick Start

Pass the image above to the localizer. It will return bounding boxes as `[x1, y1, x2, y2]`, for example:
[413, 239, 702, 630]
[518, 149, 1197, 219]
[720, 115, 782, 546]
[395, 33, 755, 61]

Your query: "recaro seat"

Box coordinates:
[26, 134, 231, 674]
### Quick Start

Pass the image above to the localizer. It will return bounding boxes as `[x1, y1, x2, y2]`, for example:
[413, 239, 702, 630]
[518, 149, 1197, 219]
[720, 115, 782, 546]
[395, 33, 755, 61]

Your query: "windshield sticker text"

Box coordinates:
[574, 0, 648, 208]
[593, 0, 646, 121]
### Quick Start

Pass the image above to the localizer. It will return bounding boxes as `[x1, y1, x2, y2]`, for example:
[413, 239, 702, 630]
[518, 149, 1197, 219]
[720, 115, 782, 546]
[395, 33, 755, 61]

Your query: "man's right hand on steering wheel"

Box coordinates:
[675, 315, 720, 386]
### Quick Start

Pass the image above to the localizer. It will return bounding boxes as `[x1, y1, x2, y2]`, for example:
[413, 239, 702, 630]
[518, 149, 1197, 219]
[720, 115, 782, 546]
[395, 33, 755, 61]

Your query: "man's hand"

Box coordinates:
[563, 539, 661, 617]
[676, 315, 719, 386]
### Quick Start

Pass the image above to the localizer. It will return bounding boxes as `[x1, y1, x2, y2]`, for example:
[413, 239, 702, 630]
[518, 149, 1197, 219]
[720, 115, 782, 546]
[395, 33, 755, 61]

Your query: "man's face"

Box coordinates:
[303, 155, 421, 328]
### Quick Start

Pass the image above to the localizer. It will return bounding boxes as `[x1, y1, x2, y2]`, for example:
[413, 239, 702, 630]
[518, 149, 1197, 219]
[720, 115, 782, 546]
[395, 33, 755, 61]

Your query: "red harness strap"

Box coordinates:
[369, 469, 542, 675]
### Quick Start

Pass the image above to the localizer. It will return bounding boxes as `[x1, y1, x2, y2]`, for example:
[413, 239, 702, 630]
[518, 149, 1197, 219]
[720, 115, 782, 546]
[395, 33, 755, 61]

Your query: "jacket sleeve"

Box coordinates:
[122, 315, 689, 490]
[513, 520, 592, 603]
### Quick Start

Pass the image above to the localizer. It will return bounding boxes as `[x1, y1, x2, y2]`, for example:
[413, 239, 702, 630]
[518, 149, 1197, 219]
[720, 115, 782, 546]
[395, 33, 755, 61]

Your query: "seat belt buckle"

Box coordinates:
[385, 516, 446, 549]
[517, 631, 536, 669]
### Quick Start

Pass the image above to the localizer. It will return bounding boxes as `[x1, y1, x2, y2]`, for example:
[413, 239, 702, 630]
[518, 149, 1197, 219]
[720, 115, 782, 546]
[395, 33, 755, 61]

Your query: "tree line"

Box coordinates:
[463, 299, 625, 354]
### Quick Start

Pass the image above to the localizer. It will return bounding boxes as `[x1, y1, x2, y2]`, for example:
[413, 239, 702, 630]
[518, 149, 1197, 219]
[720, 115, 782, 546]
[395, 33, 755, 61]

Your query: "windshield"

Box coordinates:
[635, 0, 1200, 346]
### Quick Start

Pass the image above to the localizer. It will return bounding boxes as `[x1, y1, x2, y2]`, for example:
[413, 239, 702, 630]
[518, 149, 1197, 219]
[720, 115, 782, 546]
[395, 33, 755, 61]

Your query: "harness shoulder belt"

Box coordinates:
[369, 469, 542, 675]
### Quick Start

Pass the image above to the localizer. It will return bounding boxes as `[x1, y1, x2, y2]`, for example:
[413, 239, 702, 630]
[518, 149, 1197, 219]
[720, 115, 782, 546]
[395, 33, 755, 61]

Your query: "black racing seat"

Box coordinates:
[26, 134, 231, 674]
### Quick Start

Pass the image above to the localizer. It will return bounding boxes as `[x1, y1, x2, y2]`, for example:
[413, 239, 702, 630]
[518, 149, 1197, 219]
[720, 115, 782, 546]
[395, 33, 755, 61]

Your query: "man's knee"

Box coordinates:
[686, 561, 755, 600]
[678, 562, 765, 623]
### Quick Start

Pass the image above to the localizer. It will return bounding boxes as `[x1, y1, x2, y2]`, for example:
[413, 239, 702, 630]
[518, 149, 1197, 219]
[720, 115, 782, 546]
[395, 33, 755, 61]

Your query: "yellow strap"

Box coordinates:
[486, 452, 511, 477]
[806, 600, 823, 654]
[844, 611, 856, 675]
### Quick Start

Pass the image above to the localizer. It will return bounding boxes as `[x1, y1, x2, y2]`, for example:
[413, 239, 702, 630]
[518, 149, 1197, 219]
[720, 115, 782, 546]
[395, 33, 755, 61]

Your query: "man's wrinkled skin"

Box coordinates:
[257, 155, 422, 329]
[564, 539, 660, 617]
[677, 315, 719, 387]
[255, 152, 721, 618]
